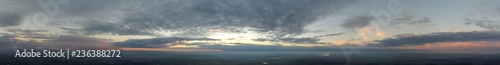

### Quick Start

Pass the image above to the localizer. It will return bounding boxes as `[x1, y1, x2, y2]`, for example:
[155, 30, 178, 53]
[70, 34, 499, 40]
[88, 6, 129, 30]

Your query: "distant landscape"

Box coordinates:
[1, 51, 500, 65]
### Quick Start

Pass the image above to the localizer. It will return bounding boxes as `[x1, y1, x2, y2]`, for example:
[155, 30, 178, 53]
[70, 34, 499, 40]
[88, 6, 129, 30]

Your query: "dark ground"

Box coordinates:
[1, 51, 500, 65]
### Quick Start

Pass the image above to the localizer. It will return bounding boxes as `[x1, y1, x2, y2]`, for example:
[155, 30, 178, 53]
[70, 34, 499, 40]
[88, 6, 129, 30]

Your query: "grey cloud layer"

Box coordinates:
[0, 0, 46, 27]
[47, 35, 114, 50]
[373, 31, 500, 47]
[252, 33, 343, 44]
[391, 16, 431, 25]
[465, 19, 500, 30]
[3, 29, 54, 39]
[0, 13, 22, 27]
[341, 15, 375, 29]
[389, 10, 432, 25]
[112, 37, 218, 48]
[55, 0, 357, 37]
[340, 11, 432, 29]
[0, 33, 112, 50]
[1, 0, 365, 38]
[253, 37, 321, 44]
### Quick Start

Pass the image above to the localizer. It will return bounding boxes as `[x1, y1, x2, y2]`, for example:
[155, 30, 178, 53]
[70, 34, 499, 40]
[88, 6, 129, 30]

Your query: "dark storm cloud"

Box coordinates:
[65, 0, 356, 37]
[373, 31, 500, 47]
[113, 37, 218, 48]
[0, 13, 22, 27]
[341, 15, 375, 29]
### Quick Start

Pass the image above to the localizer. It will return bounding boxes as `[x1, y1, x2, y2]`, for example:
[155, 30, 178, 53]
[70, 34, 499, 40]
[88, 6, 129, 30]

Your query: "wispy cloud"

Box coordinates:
[112, 37, 218, 48]
[252, 33, 344, 44]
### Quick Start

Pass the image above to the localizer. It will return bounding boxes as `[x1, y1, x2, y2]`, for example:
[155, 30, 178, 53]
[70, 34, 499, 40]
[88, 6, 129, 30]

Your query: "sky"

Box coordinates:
[1, 0, 500, 52]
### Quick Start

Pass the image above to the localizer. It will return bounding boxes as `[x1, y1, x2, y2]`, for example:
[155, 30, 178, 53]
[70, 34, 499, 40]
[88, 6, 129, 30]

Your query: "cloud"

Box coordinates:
[0, 0, 363, 38]
[0, 34, 41, 50]
[464, 2, 500, 30]
[391, 16, 431, 24]
[373, 31, 500, 47]
[409, 17, 431, 24]
[56, 0, 357, 38]
[253, 37, 321, 44]
[253, 33, 343, 44]
[389, 10, 431, 25]
[5, 29, 48, 32]
[465, 19, 500, 30]
[0, 13, 22, 27]
[112, 37, 218, 48]
[0, 0, 50, 27]
[0, 34, 17, 48]
[3, 29, 54, 39]
[0, 33, 115, 50]
[47, 35, 114, 50]
[341, 15, 375, 29]
[312, 33, 344, 38]
[77, 21, 155, 35]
